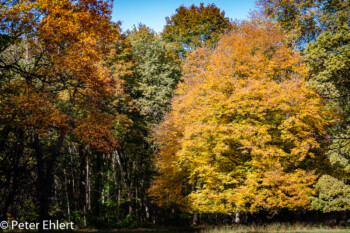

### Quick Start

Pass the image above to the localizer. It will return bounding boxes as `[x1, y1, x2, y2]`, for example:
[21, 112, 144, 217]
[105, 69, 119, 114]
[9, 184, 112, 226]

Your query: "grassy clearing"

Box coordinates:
[74, 224, 350, 233]
[199, 223, 350, 233]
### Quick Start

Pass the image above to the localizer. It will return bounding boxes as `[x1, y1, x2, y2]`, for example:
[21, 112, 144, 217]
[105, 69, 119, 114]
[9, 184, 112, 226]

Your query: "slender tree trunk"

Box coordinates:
[63, 168, 71, 222]
[34, 134, 49, 228]
[235, 212, 240, 224]
[86, 152, 90, 213]
[79, 145, 86, 220]
[70, 151, 76, 210]
[34, 134, 63, 231]
[1, 129, 23, 220]
[193, 213, 198, 226]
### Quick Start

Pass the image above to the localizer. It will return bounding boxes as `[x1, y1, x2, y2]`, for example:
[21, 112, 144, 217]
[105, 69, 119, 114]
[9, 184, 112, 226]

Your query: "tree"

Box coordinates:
[259, 0, 350, 213]
[149, 20, 334, 215]
[162, 3, 230, 57]
[257, 0, 320, 49]
[128, 24, 181, 125]
[257, 0, 349, 49]
[0, 0, 129, 226]
[311, 175, 350, 212]
[305, 0, 350, 211]
[306, 0, 350, 168]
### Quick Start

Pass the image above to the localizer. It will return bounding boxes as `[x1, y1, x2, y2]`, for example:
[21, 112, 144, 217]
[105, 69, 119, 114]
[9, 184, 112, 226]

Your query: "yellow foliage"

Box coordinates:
[149, 20, 334, 214]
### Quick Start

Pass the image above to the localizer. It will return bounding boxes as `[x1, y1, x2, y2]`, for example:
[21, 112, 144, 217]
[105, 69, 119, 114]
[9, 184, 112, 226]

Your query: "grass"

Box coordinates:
[74, 223, 350, 233]
[198, 223, 350, 233]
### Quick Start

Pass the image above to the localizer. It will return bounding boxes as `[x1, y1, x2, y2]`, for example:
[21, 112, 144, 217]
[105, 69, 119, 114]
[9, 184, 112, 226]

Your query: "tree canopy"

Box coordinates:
[149, 20, 334, 214]
[311, 175, 350, 212]
[128, 25, 181, 125]
[0, 0, 131, 224]
[162, 3, 230, 57]
[1, 0, 350, 228]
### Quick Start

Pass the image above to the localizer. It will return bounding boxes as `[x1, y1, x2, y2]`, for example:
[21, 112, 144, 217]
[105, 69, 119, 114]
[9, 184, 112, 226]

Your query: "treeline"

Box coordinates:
[0, 0, 349, 230]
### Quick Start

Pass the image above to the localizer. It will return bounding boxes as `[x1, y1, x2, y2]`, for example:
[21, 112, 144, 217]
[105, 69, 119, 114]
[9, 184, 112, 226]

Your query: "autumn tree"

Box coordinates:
[149, 20, 334, 215]
[258, 0, 350, 214]
[162, 3, 230, 57]
[0, 0, 130, 226]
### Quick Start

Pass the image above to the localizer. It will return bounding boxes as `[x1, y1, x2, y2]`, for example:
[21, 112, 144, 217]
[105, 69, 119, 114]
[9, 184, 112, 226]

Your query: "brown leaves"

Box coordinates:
[0, 83, 68, 136]
[1, 0, 130, 153]
[74, 111, 119, 153]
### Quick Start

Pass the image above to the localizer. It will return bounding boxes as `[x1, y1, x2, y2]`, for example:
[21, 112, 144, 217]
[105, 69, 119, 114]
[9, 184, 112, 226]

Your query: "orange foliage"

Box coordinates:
[0, 82, 68, 136]
[149, 20, 334, 214]
[0, 0, 129, 153]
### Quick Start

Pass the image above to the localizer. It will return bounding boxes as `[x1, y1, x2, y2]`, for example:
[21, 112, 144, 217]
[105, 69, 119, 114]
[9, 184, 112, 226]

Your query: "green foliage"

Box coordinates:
[329, 127, 350, 171]
[117, 213, 137, 228]
[258, 0, 349, 50]
[162, 3, 230, 57]
[18, 200, 39, 222]
[71, 211, 84, 227]
[311, 175, 350, 212]
[306, 15, 350, 103]
[257, 0, 320, 48]
[129, 24, 181, 125]
[306, 0, 350, 179]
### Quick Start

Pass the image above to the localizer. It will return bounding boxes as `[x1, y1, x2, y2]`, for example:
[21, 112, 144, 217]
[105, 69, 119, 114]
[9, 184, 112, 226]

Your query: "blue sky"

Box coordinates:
[112, 0, 257, 33]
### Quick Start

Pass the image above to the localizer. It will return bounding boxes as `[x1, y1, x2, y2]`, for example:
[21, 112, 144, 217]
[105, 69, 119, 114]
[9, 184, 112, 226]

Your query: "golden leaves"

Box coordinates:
[149, 19, 334, 214]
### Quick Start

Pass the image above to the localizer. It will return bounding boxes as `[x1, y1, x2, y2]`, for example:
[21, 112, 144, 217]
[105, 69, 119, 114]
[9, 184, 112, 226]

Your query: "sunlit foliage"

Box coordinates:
[149, 20, 334, 214]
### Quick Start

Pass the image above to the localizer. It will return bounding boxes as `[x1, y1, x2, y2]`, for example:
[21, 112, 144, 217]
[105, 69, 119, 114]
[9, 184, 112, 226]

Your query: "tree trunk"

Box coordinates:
[235, 212, 240, 224]
[34, 134, 49, 228]
[193, 213, 198, 226]
[1, 129, 23, 220]
[63, 168, 71, 222]
[34, 134, 63, 231]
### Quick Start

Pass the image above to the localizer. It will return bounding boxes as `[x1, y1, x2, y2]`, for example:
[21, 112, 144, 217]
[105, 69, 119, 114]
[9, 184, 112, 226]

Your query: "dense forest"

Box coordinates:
[0, 0, 350, 231]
